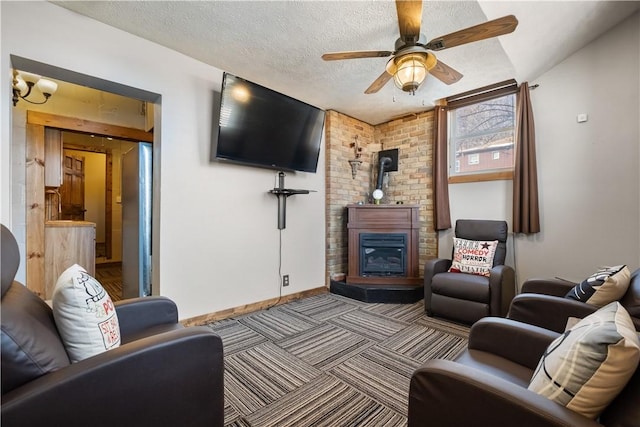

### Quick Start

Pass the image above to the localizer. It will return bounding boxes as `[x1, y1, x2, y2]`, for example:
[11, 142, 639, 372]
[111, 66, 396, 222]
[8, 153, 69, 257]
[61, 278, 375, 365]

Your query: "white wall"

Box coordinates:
[440, 12, 640, 288]
[440, 179, 516, 269]
[1, 2, 326, 319]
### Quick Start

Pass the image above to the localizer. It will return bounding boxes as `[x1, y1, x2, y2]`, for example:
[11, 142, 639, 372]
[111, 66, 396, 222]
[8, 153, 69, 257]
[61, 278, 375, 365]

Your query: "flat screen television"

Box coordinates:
[214, 73, 326, 173]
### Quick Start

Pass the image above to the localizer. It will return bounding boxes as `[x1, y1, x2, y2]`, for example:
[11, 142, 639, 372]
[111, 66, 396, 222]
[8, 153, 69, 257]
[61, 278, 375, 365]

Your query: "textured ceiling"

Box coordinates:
[52, 1, 639, 125]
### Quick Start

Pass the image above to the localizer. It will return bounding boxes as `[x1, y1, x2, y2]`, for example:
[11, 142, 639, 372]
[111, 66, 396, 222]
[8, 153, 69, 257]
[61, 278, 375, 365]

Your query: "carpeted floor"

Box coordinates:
[206, 293, 469, 426]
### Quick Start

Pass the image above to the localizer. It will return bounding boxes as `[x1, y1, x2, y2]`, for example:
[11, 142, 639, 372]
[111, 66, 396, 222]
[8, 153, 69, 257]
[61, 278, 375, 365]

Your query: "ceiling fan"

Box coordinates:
[322, 0, 518, 94]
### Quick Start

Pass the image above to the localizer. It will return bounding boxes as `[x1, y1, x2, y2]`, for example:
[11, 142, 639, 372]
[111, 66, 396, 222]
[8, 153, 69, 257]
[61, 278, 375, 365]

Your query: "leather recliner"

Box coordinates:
[509, 267, 640, 332]
[1, 224, 225, 427]
[424, 219, 516, 324]
[408, 317, 639, 426]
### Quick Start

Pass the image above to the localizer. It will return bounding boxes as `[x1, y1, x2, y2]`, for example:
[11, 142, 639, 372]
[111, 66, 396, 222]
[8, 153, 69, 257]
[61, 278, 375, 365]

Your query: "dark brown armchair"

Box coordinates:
[1, 225, 225, 427]
[508, 268, 640, 332]
[424, 219, 516, 324]
[408, 317, 639, 426]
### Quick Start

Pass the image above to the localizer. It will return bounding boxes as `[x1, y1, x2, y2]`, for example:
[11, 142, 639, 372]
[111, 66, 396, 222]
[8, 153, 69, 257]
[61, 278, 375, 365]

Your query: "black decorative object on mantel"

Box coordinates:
[378, 148, 399, 172]
[268, 171, 311, 230]
[372, 148, 399, 204]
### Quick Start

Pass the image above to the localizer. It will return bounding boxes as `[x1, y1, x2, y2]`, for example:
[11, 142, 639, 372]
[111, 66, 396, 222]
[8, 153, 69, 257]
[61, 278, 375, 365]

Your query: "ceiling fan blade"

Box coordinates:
[396, 0, 423, 44]
[429, 60, 463, 85]
[425, 15, 518, 51]
[322, 51, 393, 61]
[365, 71, 393, 94]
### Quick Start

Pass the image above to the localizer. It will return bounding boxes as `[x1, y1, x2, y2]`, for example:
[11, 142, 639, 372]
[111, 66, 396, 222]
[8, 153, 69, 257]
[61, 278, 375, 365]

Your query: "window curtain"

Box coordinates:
[433, 105, 451, 230]
[513, 82, 540, 233]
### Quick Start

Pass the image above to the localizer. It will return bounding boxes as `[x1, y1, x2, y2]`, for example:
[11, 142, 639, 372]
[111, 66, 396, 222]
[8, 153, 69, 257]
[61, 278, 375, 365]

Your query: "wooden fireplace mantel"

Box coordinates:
[346, 204, 421, 287]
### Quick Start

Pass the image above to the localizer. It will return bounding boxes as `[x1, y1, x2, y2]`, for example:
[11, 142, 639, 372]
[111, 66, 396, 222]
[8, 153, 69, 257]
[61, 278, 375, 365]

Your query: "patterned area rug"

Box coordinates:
[206, 294, 469, 426]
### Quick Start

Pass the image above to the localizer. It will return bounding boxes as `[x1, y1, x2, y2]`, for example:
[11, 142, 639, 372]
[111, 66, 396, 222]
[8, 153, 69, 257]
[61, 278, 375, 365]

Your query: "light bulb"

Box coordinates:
[13, 77, 28, 95]
[19, 71, 41, 85]
[36, 79, 58, 96]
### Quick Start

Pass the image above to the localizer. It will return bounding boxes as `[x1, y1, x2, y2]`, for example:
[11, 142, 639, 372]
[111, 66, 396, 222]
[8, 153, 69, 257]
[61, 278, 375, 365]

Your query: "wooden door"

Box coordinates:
[60, 151, 86, 220]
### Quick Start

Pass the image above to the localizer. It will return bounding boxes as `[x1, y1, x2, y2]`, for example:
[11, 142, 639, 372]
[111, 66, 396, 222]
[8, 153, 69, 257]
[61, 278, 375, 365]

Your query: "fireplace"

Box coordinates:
[359, 233, 407, 277]
[346, 204, 421, 286]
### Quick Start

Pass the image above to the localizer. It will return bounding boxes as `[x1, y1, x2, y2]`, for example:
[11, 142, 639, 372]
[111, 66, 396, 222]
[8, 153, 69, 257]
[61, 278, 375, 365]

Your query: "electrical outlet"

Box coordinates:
[282, 275, 290, 287]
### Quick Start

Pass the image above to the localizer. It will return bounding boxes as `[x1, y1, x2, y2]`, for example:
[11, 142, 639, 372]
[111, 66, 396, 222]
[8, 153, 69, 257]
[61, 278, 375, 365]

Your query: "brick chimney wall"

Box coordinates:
[324, 111, 377, 285]
[325, 109, 437, 286]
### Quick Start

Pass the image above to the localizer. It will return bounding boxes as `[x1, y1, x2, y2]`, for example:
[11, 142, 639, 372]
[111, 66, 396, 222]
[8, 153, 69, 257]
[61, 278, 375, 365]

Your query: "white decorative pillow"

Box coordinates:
[528, 302, 640, 419]
[565, 265, 630, 307]
[448, 237, 498, 277]
[52, 264, 121, 363]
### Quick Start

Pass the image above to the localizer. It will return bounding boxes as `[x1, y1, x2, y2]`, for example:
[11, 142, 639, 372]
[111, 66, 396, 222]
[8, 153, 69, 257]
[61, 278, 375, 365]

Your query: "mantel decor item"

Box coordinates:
[371, 148, 397, 204]
[348, 135, 363, 179]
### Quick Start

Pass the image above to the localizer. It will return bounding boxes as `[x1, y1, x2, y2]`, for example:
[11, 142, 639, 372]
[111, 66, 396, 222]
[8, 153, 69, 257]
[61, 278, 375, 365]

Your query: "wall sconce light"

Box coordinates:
[12, 70, 58, 106]
[386, 52, 437, 95]
[348, 135, 363, 179]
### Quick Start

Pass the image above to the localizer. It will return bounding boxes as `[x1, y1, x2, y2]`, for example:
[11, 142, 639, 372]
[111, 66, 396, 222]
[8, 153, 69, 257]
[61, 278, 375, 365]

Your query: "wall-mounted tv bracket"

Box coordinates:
[268, 172, 311, 230]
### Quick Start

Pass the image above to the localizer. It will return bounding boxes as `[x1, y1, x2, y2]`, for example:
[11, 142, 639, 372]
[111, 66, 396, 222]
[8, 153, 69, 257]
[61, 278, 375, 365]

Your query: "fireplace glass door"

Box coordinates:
[359, 233, 407, 277]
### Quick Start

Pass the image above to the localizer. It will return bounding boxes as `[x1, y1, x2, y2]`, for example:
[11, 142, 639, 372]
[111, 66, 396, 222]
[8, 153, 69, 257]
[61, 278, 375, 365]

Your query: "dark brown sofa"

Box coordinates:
[1, 224, 225, 427]
[508, 268, 640, 332]
[408, 317, 639, 426]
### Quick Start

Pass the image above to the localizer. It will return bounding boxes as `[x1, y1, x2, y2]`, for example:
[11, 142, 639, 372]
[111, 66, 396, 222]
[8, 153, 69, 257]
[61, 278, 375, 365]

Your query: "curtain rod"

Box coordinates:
[446, 79, 517, 103]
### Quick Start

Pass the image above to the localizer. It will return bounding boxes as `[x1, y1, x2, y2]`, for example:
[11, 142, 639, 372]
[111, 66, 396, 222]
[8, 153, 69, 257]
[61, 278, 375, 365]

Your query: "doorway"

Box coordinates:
[59, 131, 141, 301]
[12, 55, 160, 300]
[23, 111, 154, 300]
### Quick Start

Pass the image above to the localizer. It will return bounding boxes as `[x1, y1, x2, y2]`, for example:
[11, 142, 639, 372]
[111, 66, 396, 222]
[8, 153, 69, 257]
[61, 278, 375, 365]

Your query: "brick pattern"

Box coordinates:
[325, 110, 437, 285]
[324, 111, 376, 285]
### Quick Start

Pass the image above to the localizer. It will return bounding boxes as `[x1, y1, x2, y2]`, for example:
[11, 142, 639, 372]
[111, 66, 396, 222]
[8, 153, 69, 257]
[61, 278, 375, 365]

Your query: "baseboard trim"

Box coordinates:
[181, 286, 329, 326]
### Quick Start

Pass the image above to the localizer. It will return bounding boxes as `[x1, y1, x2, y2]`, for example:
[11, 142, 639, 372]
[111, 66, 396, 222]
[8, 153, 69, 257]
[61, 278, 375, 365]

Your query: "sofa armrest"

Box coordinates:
[521, 278, 576, 297]
[424, 258, 452, 288]
[508, 293, 598, 333]
[424, 258, 452, 315]
[468, 317, 559, 370]
[424, 258, 452, 280]
[1, 326, 224, 427]
[115, 296, 178, 337]
[488, 265, 516, 316]
[409, 359, 601, 427]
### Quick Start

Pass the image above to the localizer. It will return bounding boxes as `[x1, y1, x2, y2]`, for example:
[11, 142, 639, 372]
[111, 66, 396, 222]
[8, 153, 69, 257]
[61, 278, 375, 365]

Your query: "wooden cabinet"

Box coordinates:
[44, 221, 95, 299]
[44, 128, 63, 187]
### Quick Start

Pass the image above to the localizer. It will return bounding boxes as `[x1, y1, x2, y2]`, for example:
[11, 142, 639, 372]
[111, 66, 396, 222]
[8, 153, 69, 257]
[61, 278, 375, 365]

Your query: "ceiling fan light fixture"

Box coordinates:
[323, 3, 517, 95]
[388, 53, 436, 94]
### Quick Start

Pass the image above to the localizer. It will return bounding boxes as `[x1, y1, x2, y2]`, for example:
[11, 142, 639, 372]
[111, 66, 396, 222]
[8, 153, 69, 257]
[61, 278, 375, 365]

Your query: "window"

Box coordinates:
[447, 83, 517, 182]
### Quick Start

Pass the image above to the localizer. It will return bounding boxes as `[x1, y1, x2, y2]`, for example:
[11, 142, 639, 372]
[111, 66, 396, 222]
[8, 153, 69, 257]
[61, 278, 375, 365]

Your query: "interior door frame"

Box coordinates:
[25, 111, 153, 297]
